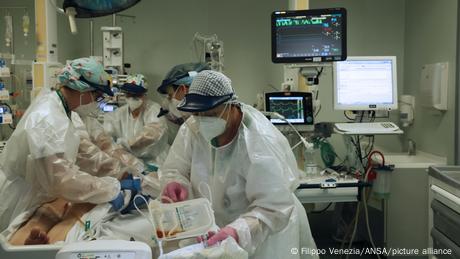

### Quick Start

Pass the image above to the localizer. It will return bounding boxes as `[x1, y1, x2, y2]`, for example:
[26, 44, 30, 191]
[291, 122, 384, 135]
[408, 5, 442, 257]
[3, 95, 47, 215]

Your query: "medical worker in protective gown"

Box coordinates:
[157, 62, 209, 144]
[0, 58, 132, 232]
[104, 74, 169, 167]
[160, 70, 318, 259]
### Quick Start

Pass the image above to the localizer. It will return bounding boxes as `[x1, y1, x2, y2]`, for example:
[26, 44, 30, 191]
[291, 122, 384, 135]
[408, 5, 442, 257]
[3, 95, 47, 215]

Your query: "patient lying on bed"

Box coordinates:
[6, 116, 164, 246]
[9, 199, 94, 245]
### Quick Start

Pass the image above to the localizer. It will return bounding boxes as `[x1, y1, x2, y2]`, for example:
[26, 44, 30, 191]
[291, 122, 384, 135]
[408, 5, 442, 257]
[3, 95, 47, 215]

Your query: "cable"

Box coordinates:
[311, 203, 332, 214]
[1, 102, 15, 130]
[362, 174, 382, 259]
[370, 111, 376, 122]
[315, 67, 324, 85]
[262, 111, 311, 149]
[344, 111, 354, 121]
[350, 136, 364, 169]
[314, 103, 321, 117]
[361, 136, 375, 160]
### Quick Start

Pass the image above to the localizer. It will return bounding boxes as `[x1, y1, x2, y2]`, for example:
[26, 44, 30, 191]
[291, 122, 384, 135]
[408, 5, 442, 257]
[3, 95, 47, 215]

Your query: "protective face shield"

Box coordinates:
[196, 104, 229, 143]
[168, 98, 183, 118]
[164, 86, 190, 123]
[126, 97, 143, 111]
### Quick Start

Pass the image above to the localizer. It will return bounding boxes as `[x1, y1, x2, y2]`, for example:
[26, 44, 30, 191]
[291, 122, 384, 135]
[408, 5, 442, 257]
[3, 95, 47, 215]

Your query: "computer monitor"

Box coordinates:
[333, 56, 398, 111]
[271, 8, 347, 63]
[99, 102, 118, 113]
[265, 92, 313, 126]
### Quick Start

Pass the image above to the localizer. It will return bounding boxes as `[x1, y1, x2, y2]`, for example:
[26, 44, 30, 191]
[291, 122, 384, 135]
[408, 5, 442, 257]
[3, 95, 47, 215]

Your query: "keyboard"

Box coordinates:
[335, 122, 401, 134]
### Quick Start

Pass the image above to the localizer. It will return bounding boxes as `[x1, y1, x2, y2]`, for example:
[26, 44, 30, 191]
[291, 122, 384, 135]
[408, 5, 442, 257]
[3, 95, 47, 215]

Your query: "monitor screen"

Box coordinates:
[333, 56, 398, 111]
[271, 8, 347, 63]
[265, 92, 313, 125]
[103, 105, 115, 112]
[99, 102, 117, 113]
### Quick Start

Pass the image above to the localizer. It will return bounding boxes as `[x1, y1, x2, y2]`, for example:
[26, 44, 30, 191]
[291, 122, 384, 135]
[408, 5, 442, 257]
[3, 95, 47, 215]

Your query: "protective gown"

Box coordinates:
[158, 104, 317, 259]
[78, 114, 145, 175]
[72, 113, 133, 180]
[0, 90, 120, 231]
[103, 99, 170, 166]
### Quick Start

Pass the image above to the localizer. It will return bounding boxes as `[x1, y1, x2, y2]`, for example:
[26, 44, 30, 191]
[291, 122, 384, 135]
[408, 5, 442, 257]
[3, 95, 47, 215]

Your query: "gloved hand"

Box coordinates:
[162, 182, 188, 203]
[110, 190, 132, 212]
[121, 194, 150, 214]
[120, 174, 142, 193]
[207, 226, 239, 246]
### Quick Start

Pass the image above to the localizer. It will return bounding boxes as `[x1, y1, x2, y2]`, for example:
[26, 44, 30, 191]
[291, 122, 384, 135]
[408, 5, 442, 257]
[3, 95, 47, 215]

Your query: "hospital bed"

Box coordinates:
[1, 237, 153, 259]
[0, 235, 62, 259]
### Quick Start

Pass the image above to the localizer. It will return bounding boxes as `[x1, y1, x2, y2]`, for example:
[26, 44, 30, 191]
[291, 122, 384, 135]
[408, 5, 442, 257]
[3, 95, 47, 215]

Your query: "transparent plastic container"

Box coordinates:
[148, 198, 215, 241]
[373, 166, 393, 199]
[304, 145, 318, 176]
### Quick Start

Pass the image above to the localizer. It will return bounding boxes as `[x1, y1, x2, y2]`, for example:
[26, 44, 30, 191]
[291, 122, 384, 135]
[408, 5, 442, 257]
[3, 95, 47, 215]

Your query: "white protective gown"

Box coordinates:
[79, 115, 146, 176]
[104, 99, 170, 166]
[0, 89, 120, 231]
[158, 104, 317, 259]
[72, 113, 128, 180]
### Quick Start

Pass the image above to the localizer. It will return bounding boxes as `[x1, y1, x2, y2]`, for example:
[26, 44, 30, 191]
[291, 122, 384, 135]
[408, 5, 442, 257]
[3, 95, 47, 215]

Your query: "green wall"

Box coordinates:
[73, 0, 287, 104]
[0, 0, 457, 162]
[310, 0, 406, 157]
[311, 0, 457, 163]
[403, 0, 457, 163]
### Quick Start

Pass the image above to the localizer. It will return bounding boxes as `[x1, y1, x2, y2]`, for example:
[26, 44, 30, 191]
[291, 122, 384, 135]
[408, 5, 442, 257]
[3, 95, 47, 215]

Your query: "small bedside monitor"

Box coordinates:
[265, 91, 314, 129]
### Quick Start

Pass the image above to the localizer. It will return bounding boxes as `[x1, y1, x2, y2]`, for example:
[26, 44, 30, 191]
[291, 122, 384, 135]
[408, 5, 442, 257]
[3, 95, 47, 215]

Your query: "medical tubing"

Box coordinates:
[342, 158, 377, 256]
[159, 194, 216, 242]
[367, 150, 385, 168]
[157, 195, 180, 239]
[133, 194, 164, 255]
[291, 140, 303, 150]
[362, 171, 382, 259]
[361, 151, 384, 259]
[344, 203, 361, 259]
[272, 113, 312, 150]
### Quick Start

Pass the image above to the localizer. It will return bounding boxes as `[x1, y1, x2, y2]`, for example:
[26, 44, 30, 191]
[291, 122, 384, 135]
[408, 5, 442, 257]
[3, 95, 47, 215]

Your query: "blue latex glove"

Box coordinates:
[121, 194, 150, 214]
[110, 190, 132, 211]
[120, 176, 141, 193]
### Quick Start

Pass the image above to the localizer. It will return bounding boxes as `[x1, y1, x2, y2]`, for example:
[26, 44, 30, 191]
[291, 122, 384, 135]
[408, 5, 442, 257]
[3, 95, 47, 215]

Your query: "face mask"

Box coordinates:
[197, 117, 227, 143]
[126, 97, 143, 111]
[197, 105, 228, 142]
[75, 92, 99, 117]
[168, 98, 191, 120]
